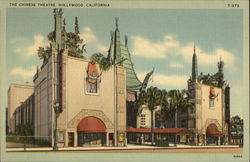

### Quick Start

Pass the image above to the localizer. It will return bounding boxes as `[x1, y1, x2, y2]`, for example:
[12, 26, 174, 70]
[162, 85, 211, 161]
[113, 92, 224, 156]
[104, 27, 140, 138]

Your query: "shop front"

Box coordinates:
[126, 127, 192, 146]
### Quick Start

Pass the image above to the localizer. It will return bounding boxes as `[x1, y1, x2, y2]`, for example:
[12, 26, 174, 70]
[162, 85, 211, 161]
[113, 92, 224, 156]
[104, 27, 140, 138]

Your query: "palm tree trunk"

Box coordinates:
[175, 110, 177, 128]
[151, 110, 154, 145]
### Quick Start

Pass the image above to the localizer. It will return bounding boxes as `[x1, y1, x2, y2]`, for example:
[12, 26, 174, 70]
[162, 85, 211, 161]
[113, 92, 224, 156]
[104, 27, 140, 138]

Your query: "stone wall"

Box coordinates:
[8, 84, 34, 133]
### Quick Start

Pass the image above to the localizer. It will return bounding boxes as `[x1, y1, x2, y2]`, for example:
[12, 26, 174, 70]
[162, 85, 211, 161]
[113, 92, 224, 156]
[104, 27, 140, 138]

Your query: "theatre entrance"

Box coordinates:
[78, 132, 106, 146]
[77, 116, 107, 147]
[206, 123, 222, 145]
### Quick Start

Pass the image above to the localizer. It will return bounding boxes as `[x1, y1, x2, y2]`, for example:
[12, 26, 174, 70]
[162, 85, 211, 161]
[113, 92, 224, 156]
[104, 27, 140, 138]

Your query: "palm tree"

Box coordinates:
[162, 89, 192, 128]
[137, 86, 162, 145]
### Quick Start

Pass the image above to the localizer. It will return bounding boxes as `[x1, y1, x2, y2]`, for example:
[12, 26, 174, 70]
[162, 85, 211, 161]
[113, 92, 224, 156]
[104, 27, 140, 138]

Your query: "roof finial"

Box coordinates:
[115, 17, 119, 29]
[125, 35, 128, 46]
[110, 30, 114, 41]
[194, 44, 196, 54]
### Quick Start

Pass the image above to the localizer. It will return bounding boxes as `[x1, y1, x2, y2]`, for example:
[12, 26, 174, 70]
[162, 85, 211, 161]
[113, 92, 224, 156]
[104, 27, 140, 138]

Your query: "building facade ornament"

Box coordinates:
[202, 118, 222, 134]
[67, 109, 114, 130]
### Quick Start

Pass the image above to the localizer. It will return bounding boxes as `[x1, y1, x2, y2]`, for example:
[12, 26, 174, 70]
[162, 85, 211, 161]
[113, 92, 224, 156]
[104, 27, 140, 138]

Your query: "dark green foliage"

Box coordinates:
[37, 20, 85, 61]
[99, 57, 112, 72]
[90, 53, 104, 64]
[137, 87, 193, 130]
[37, 46, 50, 62]
[161, 89, 192, 128]
[15, 122, 34, 136]
[155, 139, 169, 147]
[230, 115, 243, 125]
[6, 135, 51, 147]
[48, 31, 55, 42]
[137, 86, 163, 145]
[90, 53, 112, 72]
[66, 32, 84, 58]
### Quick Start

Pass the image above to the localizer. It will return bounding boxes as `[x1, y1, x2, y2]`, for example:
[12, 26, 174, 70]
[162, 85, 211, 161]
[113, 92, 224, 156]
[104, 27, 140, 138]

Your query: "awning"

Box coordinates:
[206, 124, 223, 136]
[153, 128, 192, 135]
[126, 127, 192, 135]
[126, 126, 150, 133]
[77, 116, 106, 133]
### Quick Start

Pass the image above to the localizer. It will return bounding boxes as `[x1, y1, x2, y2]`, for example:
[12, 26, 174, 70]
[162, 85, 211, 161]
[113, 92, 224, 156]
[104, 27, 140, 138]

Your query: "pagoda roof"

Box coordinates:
[108, 26, 142, 91]
[120, 44, 142, 91]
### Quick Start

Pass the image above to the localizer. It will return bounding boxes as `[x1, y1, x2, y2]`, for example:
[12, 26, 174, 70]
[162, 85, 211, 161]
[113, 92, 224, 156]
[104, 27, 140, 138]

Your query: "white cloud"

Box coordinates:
[169, 63, 184, 69]
[138, 72, 188, 89]
[79, 27, 108, 54]
[179, 43, 235, 66]
[130, 34, 235, 69]
[131, 35, 179, 59]
[80, 27, 97, 43]
[10, 66, 36, 79]
[27, 35, 48, 56]
[13, 34, 48, 57]
[96, 44, 108, 53]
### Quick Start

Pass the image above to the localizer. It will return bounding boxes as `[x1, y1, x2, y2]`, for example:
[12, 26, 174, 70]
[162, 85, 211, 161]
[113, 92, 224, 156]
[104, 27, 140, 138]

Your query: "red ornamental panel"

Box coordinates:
[77, 116, 106, 133]
[87, 62, 99, 76]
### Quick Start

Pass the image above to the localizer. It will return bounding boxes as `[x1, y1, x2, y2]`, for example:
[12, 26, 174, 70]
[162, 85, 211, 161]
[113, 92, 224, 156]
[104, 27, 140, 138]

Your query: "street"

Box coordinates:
[6, 142, 242, 153]
[66, 147, 242, 153]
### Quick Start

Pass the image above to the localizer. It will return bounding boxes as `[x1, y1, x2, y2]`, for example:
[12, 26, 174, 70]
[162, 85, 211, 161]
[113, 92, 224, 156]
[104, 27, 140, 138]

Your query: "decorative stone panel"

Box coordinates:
[202, 118, 222, 134]
[67, 109, 114, 130]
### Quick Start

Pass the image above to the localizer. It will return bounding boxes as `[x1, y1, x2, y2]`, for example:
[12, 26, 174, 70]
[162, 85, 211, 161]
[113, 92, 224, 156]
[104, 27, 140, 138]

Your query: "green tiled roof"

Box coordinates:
[108, 27, 142, 91]
[120, 45, 142, 91]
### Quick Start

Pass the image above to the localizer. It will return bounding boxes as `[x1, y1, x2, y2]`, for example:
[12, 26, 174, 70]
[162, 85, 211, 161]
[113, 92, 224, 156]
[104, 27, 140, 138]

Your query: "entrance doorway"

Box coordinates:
[78, 132, 106, 146]
[109, 133, 114, 146]
[206, 123, 222, 145]
[68, 132, 74, 147]
[77, 116, 107, 147]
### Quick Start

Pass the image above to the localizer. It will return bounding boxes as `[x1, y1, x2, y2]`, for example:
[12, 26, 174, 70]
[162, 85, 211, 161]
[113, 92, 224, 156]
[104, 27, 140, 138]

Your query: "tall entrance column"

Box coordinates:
[74, 131, 78, 147]
[204, 134, 207, 146]
[218, 136, 221, 145]
[106, 132, 109, 146]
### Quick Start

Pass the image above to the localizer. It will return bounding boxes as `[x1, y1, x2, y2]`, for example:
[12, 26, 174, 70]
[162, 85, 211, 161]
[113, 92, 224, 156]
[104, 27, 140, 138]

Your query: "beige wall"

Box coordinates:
[136, 106, 160, 129]
[137, 107, 151, 128]
[30, 49, 126, 146]
[196, 83, 223, 133]
[8, 84, 34, 133]
[66, 56, 116, 129]
[34, 57, 54, 137]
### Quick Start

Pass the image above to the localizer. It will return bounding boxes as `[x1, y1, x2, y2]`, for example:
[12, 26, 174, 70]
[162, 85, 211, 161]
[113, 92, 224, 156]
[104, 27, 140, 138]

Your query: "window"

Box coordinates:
[141, 114, 146, 126]
[209, 98, 214, 108]
[86, 76, 99, 94]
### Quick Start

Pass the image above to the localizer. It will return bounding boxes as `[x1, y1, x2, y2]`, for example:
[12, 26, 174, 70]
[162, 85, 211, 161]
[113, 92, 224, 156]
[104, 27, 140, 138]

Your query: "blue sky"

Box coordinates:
[5, 8, 243, 117]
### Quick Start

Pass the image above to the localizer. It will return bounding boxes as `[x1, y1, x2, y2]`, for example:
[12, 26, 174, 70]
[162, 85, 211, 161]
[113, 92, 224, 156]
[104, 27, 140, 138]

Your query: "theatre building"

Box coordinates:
[8, 9, 149, 147]
[185, 46, 230, 145]
[34, 9, 130, 147]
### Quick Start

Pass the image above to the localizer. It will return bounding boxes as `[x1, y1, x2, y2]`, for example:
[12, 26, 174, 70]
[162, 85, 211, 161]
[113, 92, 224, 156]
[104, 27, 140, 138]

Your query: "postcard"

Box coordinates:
[0, 0, 249, 162]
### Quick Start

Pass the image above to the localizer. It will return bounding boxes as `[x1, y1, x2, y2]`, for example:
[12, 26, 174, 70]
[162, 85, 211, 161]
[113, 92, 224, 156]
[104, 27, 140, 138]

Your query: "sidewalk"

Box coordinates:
[6, 144, 240, 152]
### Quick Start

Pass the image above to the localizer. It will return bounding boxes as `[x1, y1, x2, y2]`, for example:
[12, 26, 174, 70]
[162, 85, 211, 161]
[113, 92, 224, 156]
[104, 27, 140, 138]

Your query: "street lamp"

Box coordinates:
[53, 100, 60, 150]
